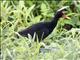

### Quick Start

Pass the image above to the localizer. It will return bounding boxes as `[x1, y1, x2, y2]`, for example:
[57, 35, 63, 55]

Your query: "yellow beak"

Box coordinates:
[62, 14, 71, 20]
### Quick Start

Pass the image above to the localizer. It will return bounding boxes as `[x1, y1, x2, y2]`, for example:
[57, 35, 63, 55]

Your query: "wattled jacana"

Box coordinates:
[18, 6, 70, 42]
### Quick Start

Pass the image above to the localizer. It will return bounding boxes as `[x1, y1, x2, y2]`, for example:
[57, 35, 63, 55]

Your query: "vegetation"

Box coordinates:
[1, 0, 80, 60]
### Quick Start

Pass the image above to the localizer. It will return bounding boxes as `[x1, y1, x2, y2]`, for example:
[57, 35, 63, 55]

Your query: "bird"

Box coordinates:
[18, 6, 70, 42]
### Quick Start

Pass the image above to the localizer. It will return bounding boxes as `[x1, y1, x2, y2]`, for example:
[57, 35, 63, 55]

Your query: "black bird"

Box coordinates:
[18, 6, 69, 42]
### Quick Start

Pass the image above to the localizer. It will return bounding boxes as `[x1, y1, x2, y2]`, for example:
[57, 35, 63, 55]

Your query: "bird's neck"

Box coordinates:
[50, 16, 60, 28]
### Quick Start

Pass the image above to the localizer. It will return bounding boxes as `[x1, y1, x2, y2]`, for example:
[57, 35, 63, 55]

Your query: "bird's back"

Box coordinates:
[18, 22, 51, 41]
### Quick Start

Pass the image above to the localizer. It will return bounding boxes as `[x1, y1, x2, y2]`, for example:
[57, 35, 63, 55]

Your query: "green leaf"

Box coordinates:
[32, 15, 42, 23]
[26, 4, 35, 19]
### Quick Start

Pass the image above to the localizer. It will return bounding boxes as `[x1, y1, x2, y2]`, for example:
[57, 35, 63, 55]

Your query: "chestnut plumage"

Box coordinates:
[63, 24, 73, 30]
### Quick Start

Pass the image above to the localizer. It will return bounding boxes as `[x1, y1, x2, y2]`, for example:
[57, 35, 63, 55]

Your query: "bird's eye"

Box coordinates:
[62, 11, 67, 14]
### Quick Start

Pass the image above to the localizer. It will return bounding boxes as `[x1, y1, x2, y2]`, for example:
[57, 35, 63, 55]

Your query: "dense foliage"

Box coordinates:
[1, 0, 80, 60]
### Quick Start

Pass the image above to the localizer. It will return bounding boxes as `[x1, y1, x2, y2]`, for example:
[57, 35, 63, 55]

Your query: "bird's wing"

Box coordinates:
[35, 27, 50, 40]
[18, 23, 44, 37]
[18, 22, 50, 40]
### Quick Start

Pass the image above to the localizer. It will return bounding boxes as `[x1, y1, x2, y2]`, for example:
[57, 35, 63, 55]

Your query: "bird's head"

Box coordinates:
[55, 6, 70, 19]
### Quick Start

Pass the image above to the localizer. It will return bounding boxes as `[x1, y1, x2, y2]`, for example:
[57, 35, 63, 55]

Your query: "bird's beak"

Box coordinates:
[63, 14, 70, 20]
[62, 11, 71, 20]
